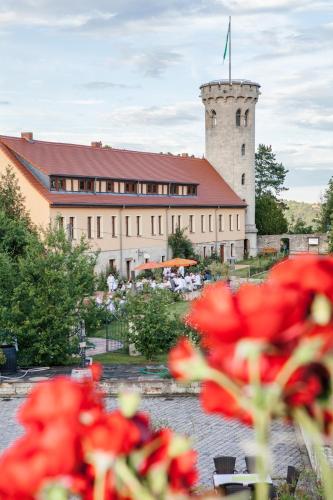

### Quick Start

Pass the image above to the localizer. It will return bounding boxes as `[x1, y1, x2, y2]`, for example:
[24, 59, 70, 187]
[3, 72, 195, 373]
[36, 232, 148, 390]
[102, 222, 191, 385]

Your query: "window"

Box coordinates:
[241, 173, 245, 185]
[177, 215, 181, 229]
[109, 259, 116, 271]
[189, 215, 194, 233]
[201, 215, 205, 233]
[86, 179, 94, 191]
[158, 215, 163, 235]
[244, 109, 249, 127]
[68, 217, 75, 240]
[229, 214, 233, 231]
[231, 243, 235, 257]
[57, 216, 64, 229]
[219, 214, 224, 232]
[170, 184, 179, 195]
[241, 144, 246, 156]
[171, 215, 175, 234]
[237, 214, 240, 231]
[79, 179, 85, 191]
[236, 109, 241, 127]
[50, 177, 66, 191]
[209, 214, 213, 232]
[87, 217, 92, 239]
[111, 216, 117, 237]
[125, 216, 131, 236]
[96, 216, 102, 238]
[211, 109, 217, 128]
[70, 179, 74, 191]
[211, 246, 215, 256]
[147, 183, 158, 194]
[136, 216, 141, 236]
[125, 182, 137, 194]
[187, 185, 197, 196]
[106, 180, 114, 192]
[151, 216, 155, 235]
[161, 255, 165, 262]
[203, 246, 206, 258]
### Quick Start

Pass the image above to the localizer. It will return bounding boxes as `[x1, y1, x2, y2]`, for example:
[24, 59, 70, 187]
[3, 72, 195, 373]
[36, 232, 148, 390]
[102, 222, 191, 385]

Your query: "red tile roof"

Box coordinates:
[0, 135, 246, 208]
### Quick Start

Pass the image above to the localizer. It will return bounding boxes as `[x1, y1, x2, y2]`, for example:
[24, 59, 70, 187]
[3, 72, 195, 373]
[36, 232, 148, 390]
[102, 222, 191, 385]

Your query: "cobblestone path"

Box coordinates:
[0, 396, 305, 487]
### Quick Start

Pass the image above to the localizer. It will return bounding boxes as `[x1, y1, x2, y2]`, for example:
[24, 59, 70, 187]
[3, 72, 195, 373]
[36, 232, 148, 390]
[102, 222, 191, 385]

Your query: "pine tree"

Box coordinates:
[255, 145, 288, 198]
[318, 177, 333, 232]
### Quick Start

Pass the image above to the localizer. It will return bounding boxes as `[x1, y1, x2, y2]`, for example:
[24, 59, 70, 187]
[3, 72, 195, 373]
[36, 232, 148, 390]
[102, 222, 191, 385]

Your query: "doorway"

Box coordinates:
[280, 238, 290, 255]
[244, 239, 249, 259]
[220, 244, 225, 263]
[126, 259, 131, 280]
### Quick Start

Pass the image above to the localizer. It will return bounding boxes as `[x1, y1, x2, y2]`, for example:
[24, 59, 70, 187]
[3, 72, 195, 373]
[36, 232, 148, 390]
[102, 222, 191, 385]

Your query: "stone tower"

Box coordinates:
[200, 79, 261, 257]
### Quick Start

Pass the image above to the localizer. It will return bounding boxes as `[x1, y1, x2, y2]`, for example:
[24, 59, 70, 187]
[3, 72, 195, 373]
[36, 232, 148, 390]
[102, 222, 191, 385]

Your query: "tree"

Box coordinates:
[328, 213, 333, 253]
[4, 225, 97, 366]
[255, 194, 288, 235]
[288, 217, 314, 235]
[168, 227, 195, 258]
[0, 166, 33, 227]
[255, 145, 288, 198]
[318, 176, 333, 232]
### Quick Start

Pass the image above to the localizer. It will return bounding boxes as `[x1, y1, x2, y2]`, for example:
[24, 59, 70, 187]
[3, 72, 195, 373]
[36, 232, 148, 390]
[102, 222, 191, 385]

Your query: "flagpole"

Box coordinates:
[229, 16, 231, 85]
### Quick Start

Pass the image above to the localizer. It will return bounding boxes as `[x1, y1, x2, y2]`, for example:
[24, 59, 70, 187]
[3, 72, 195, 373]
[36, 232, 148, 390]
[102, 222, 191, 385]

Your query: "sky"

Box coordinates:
[0, 0, 332, 203]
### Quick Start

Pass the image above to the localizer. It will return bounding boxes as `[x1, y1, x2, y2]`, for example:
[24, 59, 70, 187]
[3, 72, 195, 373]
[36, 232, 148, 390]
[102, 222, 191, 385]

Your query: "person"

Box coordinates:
[204, 269, 212, 282]
[185, 273, 193, 292]
[194, 272, 202, 289]
[107, 273, 115, 293]
[178, 265, 185, 278]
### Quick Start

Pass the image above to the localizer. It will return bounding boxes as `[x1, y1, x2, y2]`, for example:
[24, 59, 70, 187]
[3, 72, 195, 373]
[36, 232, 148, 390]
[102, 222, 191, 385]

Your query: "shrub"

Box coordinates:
[0, 348, 6, 367]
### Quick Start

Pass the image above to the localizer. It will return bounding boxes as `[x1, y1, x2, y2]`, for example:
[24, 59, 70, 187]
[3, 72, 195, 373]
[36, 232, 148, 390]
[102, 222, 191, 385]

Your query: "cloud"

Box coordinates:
[0, 100, 10, 105]
[108, 101, 201, 126]
[127, 50, 183, 77]
[80, 81, 139, 89]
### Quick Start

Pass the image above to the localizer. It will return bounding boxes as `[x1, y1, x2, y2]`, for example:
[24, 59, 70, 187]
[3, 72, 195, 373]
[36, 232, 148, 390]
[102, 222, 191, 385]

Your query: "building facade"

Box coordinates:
[0, 79, 260, 276]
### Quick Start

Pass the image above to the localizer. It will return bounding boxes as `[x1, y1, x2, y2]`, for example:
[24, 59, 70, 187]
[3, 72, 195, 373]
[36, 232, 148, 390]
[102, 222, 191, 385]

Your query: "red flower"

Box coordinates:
[201, 380, 252, 425]
[169, 450, 198, 492]
[168, 337, 205, 380]
[269, 255, 333, 301]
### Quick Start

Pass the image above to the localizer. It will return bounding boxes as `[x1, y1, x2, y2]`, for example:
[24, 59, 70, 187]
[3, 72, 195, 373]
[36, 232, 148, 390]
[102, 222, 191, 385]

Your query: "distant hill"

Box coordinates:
[283, 200, 321, 229]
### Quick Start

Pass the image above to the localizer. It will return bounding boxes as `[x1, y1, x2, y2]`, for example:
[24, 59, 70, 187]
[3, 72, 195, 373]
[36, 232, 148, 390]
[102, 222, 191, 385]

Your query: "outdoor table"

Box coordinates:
[213, 473, 272, 488]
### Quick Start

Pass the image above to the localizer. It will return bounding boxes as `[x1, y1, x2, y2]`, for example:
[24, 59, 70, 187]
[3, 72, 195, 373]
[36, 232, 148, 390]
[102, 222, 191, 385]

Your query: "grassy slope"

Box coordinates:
[283, 200, 321, 228]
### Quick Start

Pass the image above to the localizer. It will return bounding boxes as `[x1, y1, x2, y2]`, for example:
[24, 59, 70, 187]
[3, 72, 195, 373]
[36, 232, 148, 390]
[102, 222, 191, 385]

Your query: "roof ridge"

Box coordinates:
[0, 135, 203, 160]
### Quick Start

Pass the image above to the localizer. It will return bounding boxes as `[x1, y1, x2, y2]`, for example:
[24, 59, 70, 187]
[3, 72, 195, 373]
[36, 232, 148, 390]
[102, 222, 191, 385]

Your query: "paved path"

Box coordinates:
[86, 337, 122, 356]
[0, 397, 305, 487]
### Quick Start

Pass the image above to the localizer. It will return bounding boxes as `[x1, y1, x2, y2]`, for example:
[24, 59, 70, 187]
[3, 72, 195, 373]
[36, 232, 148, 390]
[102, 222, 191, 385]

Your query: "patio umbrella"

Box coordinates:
[158, 257, 197, 268]
[134, 261, 161, 271]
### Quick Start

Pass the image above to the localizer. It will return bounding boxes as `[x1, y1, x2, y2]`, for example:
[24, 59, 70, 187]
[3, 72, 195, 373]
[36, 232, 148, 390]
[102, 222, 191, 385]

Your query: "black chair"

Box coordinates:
[286, 466, 300, 494]
[223, 484, 251, 497]
[214, 456, 237, 474]
[245, 455, 257, 473]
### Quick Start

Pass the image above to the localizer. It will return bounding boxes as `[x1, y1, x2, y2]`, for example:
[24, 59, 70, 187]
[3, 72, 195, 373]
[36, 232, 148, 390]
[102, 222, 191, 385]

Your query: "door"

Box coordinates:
[220, 244, 225, 263]
[126, 260, 131, 280]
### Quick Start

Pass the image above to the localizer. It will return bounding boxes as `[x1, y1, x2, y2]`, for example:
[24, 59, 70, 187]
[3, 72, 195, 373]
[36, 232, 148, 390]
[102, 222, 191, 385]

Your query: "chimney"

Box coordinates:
[21, 132, 33, 141]
[181, 153, 189, 157]
[91, 141, 102, 148]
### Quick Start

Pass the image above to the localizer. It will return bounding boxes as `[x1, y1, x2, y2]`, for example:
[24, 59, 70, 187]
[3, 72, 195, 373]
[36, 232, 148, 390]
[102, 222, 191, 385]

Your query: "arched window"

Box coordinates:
[236, 109, 241, 127]
[244, 109, 249, 127]
[211, 109, 217, 128]
[241, 173, 245, 185]
[241, 144, 245, 156]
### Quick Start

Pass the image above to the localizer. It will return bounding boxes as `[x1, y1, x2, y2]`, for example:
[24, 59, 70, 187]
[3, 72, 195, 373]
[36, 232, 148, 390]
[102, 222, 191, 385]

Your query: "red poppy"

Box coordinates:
[201, 380, 252, 425]
[168, 337, 204, 380]
[169, 450, 198, 492]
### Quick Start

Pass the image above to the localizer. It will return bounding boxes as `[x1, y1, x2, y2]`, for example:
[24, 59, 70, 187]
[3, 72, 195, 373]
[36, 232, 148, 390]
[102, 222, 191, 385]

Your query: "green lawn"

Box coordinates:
[93, 351, 167, 365]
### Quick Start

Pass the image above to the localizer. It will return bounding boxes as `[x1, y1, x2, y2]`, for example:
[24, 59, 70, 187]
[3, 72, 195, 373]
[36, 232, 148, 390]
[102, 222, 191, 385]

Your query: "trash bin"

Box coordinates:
[1, 345, 17, 374]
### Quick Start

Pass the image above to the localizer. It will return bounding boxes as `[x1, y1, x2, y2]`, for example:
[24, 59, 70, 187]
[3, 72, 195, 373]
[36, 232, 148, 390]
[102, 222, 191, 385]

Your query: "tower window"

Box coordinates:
[236, 109, 241, 127]
[241, 144, 246, 156]
[211, 109, 217, 128]
[244, 109, 249, 127]
[241, 173, 245, 185]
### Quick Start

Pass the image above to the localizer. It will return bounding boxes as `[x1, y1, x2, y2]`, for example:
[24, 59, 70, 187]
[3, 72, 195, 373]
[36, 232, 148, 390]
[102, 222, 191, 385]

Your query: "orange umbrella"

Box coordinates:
[134, 261, 161, 271]
[158, 258, 197, 268]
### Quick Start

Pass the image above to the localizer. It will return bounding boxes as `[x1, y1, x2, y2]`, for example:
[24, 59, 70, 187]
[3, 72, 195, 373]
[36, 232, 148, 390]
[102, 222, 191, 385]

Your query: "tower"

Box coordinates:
[200, 79, 261, 257]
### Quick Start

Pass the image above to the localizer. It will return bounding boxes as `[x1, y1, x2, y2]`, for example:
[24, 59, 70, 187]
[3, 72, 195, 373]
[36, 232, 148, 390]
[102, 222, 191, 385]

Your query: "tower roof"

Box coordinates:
[200, 79, 260, 89]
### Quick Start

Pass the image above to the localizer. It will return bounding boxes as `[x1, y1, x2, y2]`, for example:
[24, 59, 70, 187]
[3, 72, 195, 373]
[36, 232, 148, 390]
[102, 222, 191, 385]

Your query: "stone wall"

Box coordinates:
[257, 233, 328, 255]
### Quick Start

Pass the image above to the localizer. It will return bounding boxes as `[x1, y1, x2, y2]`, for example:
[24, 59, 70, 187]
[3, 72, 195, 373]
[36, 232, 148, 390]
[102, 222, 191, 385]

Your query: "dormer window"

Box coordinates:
[170, 184, 179, 195]
[236, 109, 241, 127]
[78, 178, 94, 192]
[125, 182, 137, 193]
[106, 180, 114, 192]
[147, 183, 158, 194]
[187, 185, 197, 195]
[50, 177, 66, 191]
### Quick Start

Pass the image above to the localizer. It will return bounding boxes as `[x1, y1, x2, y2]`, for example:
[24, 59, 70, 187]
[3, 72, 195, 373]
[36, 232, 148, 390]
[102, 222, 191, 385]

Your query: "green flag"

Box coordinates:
[223, 20, 230, 63]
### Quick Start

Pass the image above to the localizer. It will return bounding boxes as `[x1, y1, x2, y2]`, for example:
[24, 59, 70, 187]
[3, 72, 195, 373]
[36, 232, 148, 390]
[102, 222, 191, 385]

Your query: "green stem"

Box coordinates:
[294, 408, 333, 500]
[254, 410, 270, 500]
[114, 459, 155, 500]
[93, 471, 106, 500]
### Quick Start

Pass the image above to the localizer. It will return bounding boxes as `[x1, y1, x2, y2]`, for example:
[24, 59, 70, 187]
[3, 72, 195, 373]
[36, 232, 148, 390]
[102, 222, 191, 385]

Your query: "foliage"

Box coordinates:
[0, 348, 6, 367]
[318, 176, 333, 232]
[126, 289, 183, 360]
[288, 216, 314, 234]
[284, 200, 321, 230]
[207, 260, 229, 279]
[256, 194, 288, 235]
[255, 144, 289, 198]
[328, 213, 333, 253]
[168, 227, 195, 258]
[4, 226, 97, 366]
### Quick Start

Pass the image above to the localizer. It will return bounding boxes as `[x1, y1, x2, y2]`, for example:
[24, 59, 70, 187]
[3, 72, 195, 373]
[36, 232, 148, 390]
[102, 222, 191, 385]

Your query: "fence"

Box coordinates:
[104, 310, 129, 353]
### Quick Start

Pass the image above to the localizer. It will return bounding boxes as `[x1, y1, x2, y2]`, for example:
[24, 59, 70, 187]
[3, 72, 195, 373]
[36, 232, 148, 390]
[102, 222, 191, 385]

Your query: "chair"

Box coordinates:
[245, 455, 257, 473]
[286, 466, 300, 494]
[213, 456, 236, 474]
[223, 484, 251, 497]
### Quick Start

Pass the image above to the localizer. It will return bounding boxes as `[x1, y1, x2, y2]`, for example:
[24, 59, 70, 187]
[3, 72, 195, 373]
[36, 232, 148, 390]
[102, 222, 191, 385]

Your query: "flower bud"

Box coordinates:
[118, 391, 141, 418]
[311, 294, 332, 326]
